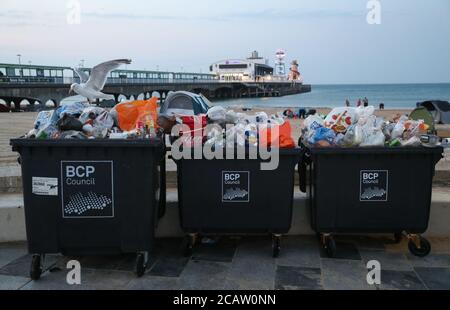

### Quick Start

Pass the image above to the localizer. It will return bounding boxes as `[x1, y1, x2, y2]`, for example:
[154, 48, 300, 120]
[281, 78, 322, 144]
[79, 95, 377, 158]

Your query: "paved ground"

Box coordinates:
[1, 235, 449, 290]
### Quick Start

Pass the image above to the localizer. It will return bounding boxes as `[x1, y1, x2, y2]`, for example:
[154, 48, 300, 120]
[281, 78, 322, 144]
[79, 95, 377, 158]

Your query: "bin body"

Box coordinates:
[11, 139, 165, 256]
[176, 149, 300, 234]
[300, 147, 443, 234]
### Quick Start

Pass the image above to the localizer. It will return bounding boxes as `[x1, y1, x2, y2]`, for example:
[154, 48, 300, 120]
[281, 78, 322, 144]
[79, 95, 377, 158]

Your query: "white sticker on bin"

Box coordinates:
[32, 177, 58, 196]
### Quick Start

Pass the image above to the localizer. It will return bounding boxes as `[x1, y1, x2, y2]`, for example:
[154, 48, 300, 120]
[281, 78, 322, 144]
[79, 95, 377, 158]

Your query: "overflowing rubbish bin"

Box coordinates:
[298, 146, 443, 257]
[10, 138, 166, 279]
[174, 149, 301, 257]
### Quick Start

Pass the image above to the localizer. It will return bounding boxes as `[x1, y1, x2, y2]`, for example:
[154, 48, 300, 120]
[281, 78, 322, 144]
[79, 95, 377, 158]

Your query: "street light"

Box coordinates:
[17, 54, 22, 65]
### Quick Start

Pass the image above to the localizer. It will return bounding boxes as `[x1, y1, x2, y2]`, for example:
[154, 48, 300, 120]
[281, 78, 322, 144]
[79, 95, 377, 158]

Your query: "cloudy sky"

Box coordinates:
[1, 0, 449, 84]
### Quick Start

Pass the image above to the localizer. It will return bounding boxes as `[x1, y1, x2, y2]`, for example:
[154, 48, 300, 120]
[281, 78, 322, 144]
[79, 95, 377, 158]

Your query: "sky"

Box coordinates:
[1, 0, 449, 84]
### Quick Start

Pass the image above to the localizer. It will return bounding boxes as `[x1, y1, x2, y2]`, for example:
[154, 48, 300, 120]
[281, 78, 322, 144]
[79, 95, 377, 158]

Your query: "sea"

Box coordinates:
[34, 83, 450, 111]
[216, 83, 450, 110]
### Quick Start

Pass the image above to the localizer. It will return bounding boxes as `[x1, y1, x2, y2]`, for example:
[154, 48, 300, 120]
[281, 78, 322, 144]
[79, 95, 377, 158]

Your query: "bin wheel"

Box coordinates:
[30, 254, 42, 280]
[324, 236, 336, 258]
[408, 236, 431, 257]
[272, 236, 281, 258]
[394, 232, 403, 244]
[183, 234, 197, 257]
[135, 253, 146, 277]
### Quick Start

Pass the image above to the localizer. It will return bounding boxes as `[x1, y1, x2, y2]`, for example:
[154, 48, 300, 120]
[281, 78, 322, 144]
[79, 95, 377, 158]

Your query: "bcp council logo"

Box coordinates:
[222, 171, 250, 203]
[360, 170, 389, 202]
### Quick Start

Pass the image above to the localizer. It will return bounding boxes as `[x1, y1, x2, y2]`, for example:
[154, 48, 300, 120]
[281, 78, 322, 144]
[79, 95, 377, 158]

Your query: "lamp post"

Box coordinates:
[17, 54, 22, 65]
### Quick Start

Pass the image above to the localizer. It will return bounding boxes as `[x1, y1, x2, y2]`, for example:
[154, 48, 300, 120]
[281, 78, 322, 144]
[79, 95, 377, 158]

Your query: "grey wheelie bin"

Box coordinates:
[174, 148, 301, 257]
[298, 145, 443, 258]
[10, 138, 166, 279]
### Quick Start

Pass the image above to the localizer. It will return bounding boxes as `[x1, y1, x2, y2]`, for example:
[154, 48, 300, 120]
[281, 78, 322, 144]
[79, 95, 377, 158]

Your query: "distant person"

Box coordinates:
[306, 109, 317, 116]
[357, 98, 362, 107]
[379, 103, 385, 110]
[364, 97, 369, 106]
[345, 99, 350, 107]
[298, 108, 307, 119]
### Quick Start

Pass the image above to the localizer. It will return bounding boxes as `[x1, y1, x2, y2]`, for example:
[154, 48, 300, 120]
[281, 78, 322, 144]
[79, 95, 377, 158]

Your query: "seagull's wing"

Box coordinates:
[85, 59, 131, 91]
[73, 67, 89, 83]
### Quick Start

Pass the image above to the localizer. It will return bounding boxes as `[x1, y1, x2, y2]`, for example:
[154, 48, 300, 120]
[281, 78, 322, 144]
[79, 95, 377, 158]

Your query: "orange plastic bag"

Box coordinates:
[259, 121, 295, 148]
[114, 98, 158, 131]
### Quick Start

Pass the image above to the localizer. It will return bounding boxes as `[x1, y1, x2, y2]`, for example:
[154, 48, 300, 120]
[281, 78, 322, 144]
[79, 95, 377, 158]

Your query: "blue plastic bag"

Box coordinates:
[308, 127, 336, 146]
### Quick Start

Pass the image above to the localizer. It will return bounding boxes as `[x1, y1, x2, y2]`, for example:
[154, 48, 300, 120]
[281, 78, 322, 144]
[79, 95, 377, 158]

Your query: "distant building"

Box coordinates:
[209, 51, 274, 82]
[288, 60, 302, 81]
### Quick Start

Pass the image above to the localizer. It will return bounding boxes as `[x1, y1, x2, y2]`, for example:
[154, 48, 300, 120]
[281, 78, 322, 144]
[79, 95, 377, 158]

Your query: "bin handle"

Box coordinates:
[298, 147, 310, 193]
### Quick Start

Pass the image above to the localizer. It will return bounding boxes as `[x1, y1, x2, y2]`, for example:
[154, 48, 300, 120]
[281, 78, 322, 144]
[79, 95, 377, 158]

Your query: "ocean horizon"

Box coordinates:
[3, 82, 450, 111]
[216, 83, 450, 110]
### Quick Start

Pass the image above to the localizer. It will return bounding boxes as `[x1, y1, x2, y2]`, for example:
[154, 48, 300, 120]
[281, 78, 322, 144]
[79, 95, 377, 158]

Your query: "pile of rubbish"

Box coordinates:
[172, 106, 295, 149]
[302, 106, 433, 148]
[25, 99, 160, 140]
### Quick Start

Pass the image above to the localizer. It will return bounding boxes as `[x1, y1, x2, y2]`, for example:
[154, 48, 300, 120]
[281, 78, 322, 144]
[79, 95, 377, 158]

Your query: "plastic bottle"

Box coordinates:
[26, 122, 40, 138]
[36, 124, 58, 139]
[245, 124, 258, 147]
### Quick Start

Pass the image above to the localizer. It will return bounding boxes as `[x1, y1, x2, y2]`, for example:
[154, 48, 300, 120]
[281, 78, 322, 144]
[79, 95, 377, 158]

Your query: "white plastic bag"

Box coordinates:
[324, 107, 357, 133]
[391, 115, 408, 139]
[207, 106, 227, 123]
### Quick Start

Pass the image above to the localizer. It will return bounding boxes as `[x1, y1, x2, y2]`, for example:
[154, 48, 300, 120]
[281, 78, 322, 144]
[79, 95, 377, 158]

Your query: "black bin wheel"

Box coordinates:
[135, 253, 146, 277]
[30, 254, 42, 280]
[394, 232, 403, 244]
[324, 236, 336, 258]
[408, 236, 431, 257]
[272, 236, 281, 258]
[183, 235, 196, 257]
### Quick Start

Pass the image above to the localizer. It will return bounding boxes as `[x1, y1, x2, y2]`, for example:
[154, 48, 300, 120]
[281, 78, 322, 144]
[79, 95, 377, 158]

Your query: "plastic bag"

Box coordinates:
[79, 107, 106, 124]
[255, 112, 269, 123]
[360, 130, 385, 147]
[403, 120, 429, 140]
[34, 111, 54, 129]
[56, 114, 83, 131]
[113, 98, 158, 131]
[307, 127, 336, 147]
[225, 110, 239, 124]
[401, 136, 421, 147]
[358, 115, 386, 147]
[36, 124, 58, 139]
[340, 125, 363, 147]
[225, 123, 246, 147]
[355, 106, 375, 124]
[324, 107, 357, 133]
[303, 115, 324, 132]
[94, 110, 114, 130]
[259, 121, 295, 148]
[207, 106, 227, 123]
[391, 115, 408, 139]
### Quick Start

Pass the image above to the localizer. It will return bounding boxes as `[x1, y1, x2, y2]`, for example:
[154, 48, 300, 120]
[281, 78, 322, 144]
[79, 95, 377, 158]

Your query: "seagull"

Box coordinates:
[70, 59, 131, 102]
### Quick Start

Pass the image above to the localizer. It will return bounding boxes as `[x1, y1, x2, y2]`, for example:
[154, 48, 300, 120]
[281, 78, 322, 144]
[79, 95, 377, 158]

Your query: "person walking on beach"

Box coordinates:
[364, 97, 369, 106]
[345, 99, 350, 107]
[357, 98, 362, 107]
